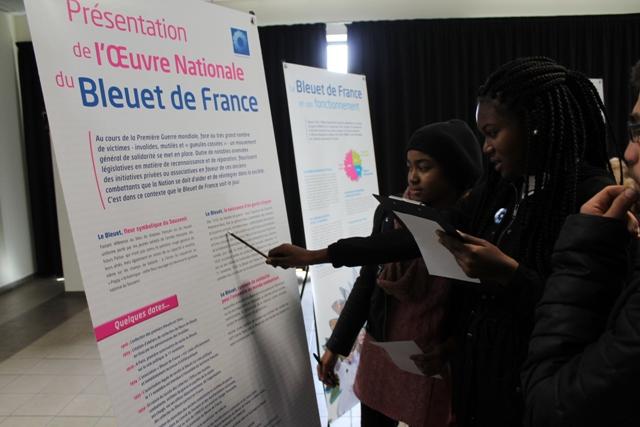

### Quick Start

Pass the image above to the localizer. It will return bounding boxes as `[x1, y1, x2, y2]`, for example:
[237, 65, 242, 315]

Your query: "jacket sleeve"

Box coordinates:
[505, 263, 545, 320]
[325, 263, 377, 356]
[326, 187, 483, 267]
[522, 214, 635, 426]
[325, 205, 386, 356]
[327, 227, 419, 267]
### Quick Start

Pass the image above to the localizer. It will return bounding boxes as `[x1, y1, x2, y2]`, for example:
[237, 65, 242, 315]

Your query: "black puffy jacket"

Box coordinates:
[522, 214, 640, 427]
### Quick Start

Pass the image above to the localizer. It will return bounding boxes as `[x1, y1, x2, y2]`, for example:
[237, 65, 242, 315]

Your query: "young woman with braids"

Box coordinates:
[267, 57, 614, 426]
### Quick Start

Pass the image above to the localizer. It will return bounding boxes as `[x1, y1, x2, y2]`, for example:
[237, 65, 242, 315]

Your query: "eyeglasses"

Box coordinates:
[630, 122, 640, 144]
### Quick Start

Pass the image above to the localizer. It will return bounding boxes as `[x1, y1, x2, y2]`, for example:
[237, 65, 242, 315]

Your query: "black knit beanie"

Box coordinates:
[405, 119, 483, 192]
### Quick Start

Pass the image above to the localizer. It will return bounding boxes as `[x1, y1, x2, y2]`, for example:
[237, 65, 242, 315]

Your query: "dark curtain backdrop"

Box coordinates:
[348, 14, 640, 196]
[16, 42, 63, 277]
[259, 24, 327, 247]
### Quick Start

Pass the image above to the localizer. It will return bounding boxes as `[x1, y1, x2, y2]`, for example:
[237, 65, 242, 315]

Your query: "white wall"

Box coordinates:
[11, 13, 27, 41]
[0, 11, 34, 288]
[52, 154, 84, 292]
[10, 1, 640, 30]
[213, 0, 640, 26]
[5, 14, 84, 292]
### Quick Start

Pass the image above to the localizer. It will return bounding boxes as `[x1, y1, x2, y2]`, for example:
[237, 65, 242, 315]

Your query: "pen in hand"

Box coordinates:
[313, 352, 340, 387]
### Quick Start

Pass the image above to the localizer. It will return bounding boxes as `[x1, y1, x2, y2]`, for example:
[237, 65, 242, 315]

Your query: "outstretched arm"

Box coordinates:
[266, 227, 419, 269]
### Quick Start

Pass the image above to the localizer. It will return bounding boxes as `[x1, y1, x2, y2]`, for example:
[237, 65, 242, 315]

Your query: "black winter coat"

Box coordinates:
[522, 214, 640, 427]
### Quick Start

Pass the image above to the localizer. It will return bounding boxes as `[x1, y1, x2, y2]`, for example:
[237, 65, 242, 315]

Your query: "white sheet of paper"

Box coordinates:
[370, 340, 442, 378]
[394, 211, 480, 283]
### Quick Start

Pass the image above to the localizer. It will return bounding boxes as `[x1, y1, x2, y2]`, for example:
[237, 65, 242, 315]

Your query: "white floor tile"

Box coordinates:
[30, 335, 68, 348]
[330, 415, 352, 427]
[0, 360, 42, 376]
[69, 336, 96, 347]
[47, 416, 100, 427]
[0, 377, 18, 392]
[62, 360, 103, 376]
[26, 361, 66, 376]
[58, 395, 111, 417]
[40, 376, 95, 395]
[43, 345, 88, 360]
[0, 395, 33, 416]
[30, 335, 75, 349]
[81, 377, 108, 396]
[79, 346, 100, 360]
[41, 342, 96, 360]
[350, 403, 361, 416]
[0, 377, 53, 395]
[26, 360, 100, 377]
[9, 348, 48, 360]
[13, 394, 75, 416]
[0, 416, 51, 427]
[93, 418, 116, 427]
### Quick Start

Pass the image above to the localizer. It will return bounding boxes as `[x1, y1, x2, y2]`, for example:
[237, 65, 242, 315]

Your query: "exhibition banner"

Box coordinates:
[24, 1, 319, 425]
[283, 62, 379, 420]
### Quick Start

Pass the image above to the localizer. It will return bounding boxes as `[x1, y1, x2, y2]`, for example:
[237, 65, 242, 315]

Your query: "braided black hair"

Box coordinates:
[476, 57, 611, 275]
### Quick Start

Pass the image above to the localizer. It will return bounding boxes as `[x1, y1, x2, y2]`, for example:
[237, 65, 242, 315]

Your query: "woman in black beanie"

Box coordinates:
[267, 57, 614, 426]
[404, 119, 483, 195]
[317, 120, 482, 427]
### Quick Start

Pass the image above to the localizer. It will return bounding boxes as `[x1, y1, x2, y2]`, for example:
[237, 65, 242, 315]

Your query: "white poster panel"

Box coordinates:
[24, 1, 319, 426]
[283, 62, 379, 420]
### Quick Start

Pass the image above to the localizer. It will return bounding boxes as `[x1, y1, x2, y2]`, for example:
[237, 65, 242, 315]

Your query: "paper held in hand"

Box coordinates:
[374, 195, 480, 283]
[370, 340, 442, 379]
[394, 211, 479, 283]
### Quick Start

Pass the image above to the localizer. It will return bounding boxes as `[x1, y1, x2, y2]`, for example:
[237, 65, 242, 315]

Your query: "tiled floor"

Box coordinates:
[0, 278, 116, 427]
[0, 278, 86, 363]
[0, 275, 363, 426]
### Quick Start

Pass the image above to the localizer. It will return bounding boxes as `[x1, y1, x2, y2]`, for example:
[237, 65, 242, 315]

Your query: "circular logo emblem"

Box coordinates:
[494, 207, 507, 224]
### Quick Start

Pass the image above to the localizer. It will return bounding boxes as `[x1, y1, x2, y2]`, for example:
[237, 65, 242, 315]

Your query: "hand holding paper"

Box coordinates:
[392, 211, 479, 283]
[370, 340, 442, 379]
[409, 344, 450, 377]
[437, 230, 519, 285]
